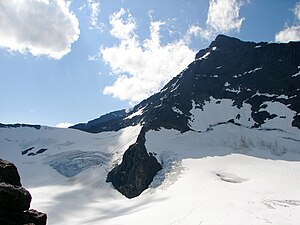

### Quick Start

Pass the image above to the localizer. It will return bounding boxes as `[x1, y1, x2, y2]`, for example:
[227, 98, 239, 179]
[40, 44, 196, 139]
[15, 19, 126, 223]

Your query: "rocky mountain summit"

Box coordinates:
[0, 159, 47, 225]
[72, 35, 300, 133]
[72, 35, 300, 198]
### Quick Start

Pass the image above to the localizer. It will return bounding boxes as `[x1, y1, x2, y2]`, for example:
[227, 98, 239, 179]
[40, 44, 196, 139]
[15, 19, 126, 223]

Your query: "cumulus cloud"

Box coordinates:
[101, 8, 195, 104]
[55, 122, 74, 128]
[185, 25, 215, 42]
[0, 0, 80, 59]
[207, 0, 245, 33]
[275, 26, 300, 43]
[108, 8, 137, 42]
[188, 0, 246, 41]
[275, 2, 300, 43]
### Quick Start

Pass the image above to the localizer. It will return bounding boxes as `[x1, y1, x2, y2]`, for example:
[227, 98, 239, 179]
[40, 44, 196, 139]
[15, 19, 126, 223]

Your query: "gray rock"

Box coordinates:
[0, 159, 47, 224]
[0, 182, 31, 212]
[0, 159, 22, 186]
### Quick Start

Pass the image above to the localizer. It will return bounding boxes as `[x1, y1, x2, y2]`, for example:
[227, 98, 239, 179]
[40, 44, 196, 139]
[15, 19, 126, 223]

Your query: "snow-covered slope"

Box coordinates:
[0, 124, 300, 225]
[146, 128, 300, 225]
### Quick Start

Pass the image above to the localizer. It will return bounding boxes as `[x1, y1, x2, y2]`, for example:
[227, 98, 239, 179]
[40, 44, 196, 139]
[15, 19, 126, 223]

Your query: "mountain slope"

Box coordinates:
[71, 35, 300, 198]
[72, 35, 300, 133]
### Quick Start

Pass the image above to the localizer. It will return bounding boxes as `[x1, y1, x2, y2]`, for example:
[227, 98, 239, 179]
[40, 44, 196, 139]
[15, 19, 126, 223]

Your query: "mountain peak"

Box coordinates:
[214, 34, 242, 43]
[195, 35, 246, 59]
[209, 34, 252, 50]
[72, 36, 300, 198]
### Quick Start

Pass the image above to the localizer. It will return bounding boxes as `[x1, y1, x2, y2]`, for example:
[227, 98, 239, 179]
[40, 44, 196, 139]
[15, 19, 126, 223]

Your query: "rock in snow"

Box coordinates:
[0, 159, 21, 186]
[106, 129, 162, 198]
[0, 182, 31, 212]
[0, 159, 47, 225]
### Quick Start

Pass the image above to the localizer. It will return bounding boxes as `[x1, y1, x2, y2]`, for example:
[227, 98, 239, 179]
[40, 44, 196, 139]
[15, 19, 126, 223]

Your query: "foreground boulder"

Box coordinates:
[0, 159, 21, 186]
[0, 182, 31, 212]
[0, 159, 47, 225]
[0, 210, 47, 225]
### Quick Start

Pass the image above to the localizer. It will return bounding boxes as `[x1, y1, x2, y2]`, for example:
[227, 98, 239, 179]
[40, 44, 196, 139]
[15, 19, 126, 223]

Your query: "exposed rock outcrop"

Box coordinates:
[106, 129, 162, 198]
[0, 182, 31, 212]
[0, 159, 47, 225]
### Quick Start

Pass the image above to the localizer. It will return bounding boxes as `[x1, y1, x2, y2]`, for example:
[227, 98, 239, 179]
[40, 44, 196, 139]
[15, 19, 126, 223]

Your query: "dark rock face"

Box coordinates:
[0, 123, 41, 129]
[0, 159, 21, 186]
[0, 159, 47, 225]
[106, 130, 162, 198]
[0, 182, 31, 212]
[0, 210, 47, 225]
[25, 209, 48, 225]
[70, 109, 127, 133]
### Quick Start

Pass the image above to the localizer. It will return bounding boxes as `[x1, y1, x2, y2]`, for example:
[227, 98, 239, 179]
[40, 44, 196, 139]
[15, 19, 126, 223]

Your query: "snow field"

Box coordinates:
[0, 119, 300, 224]
[144, 127, 300, 225]
[188, 97, 299, 136]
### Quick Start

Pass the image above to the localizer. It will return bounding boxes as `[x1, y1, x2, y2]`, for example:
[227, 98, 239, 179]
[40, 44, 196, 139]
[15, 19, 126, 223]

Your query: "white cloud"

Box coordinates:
[295, 2, 300, 20]
[188, 0, 246, 41]
[275, 2, 300, 43]
[207, 0, 245, 33]
[275, 26, 300, 43]
[55, 122, 74, 128]
[101, 8, 195, 104]
[185, 25, 214, 43]
[0, 0, 80, 59]
[88, 54, 99, 61]
[86, 0, 104, 30]
[109, 8, 137, 42]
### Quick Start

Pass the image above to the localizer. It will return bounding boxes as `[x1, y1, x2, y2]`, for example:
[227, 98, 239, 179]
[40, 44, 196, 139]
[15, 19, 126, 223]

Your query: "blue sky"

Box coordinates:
[0, 0, 300, 127]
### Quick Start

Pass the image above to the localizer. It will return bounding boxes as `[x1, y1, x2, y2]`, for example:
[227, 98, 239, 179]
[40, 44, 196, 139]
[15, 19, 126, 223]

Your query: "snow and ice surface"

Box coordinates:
[1, 102, 300, 225]
[189, 98, 255, 132]
[125, 107, 145, 119]
[145, 124, 300, 225]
